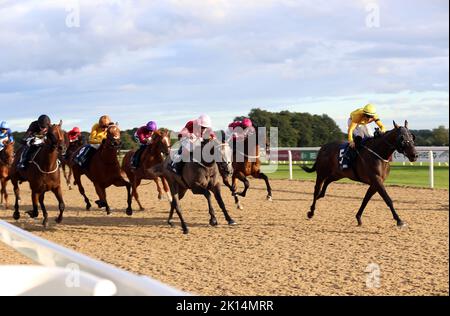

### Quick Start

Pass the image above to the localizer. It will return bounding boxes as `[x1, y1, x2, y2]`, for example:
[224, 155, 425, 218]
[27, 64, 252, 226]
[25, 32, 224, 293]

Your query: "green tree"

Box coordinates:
[432, 126, 449, 146]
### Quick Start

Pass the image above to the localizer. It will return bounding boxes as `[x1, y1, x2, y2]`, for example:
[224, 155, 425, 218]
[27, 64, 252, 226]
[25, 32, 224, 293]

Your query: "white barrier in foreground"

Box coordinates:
[0, 220, 188, 296]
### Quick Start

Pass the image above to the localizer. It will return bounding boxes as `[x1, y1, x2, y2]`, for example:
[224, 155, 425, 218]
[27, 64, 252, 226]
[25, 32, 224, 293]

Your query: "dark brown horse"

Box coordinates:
[10, 123, 66, 227]
[121, 130, 172, 211]
[155, 138, 235, 234]
[302, 121, 418, 227]
[0, 140, 14, 209]
[225, 131, 272, 210]
[60, 131, 84, 190]
[71, 125, 133, 215]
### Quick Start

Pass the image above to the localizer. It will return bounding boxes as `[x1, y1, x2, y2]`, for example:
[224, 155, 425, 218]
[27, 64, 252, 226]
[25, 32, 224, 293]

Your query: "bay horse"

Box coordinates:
[302, 121, 418, 227]
[121, 130, 172, 211]
[0, 140, 14, 209]
[155, 138, 235, 234]
[71, 125, 133, 216]
[9, 122, 66, 227]
[225, 129, 272, 210]
[60, 131, 84, 190]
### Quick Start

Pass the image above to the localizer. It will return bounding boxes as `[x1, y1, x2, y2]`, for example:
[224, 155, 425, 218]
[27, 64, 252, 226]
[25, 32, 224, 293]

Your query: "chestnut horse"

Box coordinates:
[121, 130, 172, 211]
[225, 131, 272, 210]
[10, 123, 66, 227]
[60, 131, 84, 190]
[71, 125, 133, 215]
[0, 141, 14, 208]
[302, 121, 418, 227]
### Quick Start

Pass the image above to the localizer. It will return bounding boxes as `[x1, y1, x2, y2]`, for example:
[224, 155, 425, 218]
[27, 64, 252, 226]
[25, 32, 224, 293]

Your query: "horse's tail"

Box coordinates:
[301, 162, 317, 173]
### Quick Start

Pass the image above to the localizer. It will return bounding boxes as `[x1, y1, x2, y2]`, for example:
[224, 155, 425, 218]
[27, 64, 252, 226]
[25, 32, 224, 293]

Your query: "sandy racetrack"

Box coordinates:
[0, 177, 448, 296]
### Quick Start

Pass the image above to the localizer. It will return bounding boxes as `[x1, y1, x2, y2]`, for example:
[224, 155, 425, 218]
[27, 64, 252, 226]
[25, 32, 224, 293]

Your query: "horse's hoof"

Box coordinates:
[168, 221, 174, 227]
[182, 229, 189, 234]
[106, 210, 112, 215]
[13, 212, 20, 221]
[209, 218, 218, 226]
[95, 200, 107, 208]
[55, 216, 63, 224]
[86, 203, 91, 210]
[266, 195, 273, 201]
[307, 211, 314, 219]
[126, 209, 133, 216]
[237, 204, 244, 210]
[397, 221, 407, 228]
[228, 220, 237, 226]
[68, 186, 72, 191]
[26, 210, 38, 219]
[42, 219, 48, 228]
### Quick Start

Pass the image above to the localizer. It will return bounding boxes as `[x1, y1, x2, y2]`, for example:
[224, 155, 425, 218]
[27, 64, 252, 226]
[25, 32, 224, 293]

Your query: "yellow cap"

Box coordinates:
[363, 104, 376, 116]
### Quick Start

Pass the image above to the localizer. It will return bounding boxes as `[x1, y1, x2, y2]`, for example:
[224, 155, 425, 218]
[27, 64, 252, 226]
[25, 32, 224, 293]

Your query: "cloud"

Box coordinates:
[0, 0, 447, 132]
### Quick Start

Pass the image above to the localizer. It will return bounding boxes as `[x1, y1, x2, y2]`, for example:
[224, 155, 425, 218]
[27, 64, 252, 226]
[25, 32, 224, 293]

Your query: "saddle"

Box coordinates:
[74, 145, 96, 169]
[339, 137, 363, 170]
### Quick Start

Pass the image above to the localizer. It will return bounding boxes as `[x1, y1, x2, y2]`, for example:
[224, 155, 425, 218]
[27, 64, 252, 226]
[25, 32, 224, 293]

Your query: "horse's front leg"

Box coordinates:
[212, 185, 236, 226]
[1, 177, 8, 209]
[52, 186, 65, 224]
[25, 191, 40, 219]
[12, 177, 20, 220]
[372, 176, 405, 227]
[38, 192, 48, 228]
[112, 178, 133, 216]
[235, 172, 250, 197]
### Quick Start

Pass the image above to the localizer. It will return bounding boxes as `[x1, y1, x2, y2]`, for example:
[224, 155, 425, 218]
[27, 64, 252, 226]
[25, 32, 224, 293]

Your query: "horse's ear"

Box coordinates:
[115, 122, 119, 126]
[393, 121, 399, 129]
[59, 120, 63, 127]
[404, 120, 408, 129]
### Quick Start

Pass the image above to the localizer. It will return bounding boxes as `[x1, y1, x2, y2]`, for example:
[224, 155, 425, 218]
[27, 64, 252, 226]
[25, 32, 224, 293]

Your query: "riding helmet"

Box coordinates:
[38, 115, 51, 129]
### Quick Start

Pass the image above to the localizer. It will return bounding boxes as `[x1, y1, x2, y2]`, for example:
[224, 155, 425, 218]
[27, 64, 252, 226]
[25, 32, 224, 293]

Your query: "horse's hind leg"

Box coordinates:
[67, 166, 73, 190]
[308, 175, 326, 219]
[93, 183, 111, 215]
[317, 177, 338, 200]
[38, 192, 48, 227]
[52, 186, 65, 224]
[172, 192, 188, 234]
[256, 172, 272, 201]
[213, 185, 236, 226]
[198, 188, 217, 226]
[154, 178, 164, 200]
[356, 186, 377, 226]
[73, 172, 91, 210]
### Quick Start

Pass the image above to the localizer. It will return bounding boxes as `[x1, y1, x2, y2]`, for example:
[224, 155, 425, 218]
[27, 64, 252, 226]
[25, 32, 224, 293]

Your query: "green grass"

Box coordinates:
[263, 163, 449, 189]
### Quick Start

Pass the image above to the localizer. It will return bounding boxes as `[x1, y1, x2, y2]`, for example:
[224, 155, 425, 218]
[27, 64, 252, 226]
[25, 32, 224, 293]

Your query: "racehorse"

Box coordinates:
[10, 122, 66, 227]
[0, 141, 14, 209]
[302, 121, 418, 227]
[121, 130, 172, 211]
[71, 125, 133, 215]
[60, 131, 84, 190]
[156, 138, 235, 234]
[225, 129, 272, 210]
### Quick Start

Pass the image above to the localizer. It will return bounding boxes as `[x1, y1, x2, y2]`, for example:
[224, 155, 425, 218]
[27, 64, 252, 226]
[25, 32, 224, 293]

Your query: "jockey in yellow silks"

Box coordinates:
[348, 104, 386, 148]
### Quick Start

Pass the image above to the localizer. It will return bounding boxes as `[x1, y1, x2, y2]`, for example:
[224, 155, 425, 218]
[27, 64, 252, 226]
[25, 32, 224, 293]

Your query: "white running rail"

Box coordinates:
[0, 220, 188, 296]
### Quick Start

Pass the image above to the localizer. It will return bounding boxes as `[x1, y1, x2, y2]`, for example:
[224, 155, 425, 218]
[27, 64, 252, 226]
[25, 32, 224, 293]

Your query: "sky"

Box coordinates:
[0, 0, 448, 132]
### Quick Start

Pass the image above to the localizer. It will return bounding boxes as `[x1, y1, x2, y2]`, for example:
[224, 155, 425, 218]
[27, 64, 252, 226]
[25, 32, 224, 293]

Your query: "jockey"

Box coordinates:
[227, 118, 254, 142]
[170, 114, 215, 174]
[74, 115, 112, 168]
[89, 115, 112, 149]
[132, 121, 158, 168]
[0, 121, 14, 152]
[18, 115, 52, 169]
[348, 104, 386, 149]
[67, 127, 82, 144]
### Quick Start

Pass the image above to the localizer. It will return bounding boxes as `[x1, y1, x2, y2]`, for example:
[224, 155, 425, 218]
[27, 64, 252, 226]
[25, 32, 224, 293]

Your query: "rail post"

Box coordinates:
[288, 150, 293, 180]
[429, 151, 434, 189]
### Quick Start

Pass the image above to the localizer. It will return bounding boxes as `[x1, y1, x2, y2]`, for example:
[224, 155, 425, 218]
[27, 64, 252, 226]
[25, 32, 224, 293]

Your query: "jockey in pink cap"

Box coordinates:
[170, 114, 215, 174]
[227, 117, 254, 142]
[132, 121, 158, 168]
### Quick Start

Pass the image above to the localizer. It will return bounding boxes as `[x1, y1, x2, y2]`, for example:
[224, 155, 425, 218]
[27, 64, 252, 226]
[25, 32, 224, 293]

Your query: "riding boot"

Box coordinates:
[18, 146, 31, 169]
[169, 147, 183, 174]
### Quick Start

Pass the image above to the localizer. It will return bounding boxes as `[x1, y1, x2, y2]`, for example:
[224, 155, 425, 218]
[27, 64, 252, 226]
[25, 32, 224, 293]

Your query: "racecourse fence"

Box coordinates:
[0, 220, 188, 296]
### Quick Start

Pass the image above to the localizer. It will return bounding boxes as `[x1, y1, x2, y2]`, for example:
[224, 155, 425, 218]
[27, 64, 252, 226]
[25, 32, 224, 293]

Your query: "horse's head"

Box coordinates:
[1, 140, 15, 166]
[214, 139, 233, 177]
[393, 121, 418, 162]
[46, 121, 66, 153]
[151, 130, 171, 156]
[106, 125, 122, 149]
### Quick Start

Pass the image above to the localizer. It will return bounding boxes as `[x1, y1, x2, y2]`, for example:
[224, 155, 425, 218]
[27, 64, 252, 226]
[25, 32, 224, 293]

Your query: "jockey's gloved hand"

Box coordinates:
[349, 141, 356, 149]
